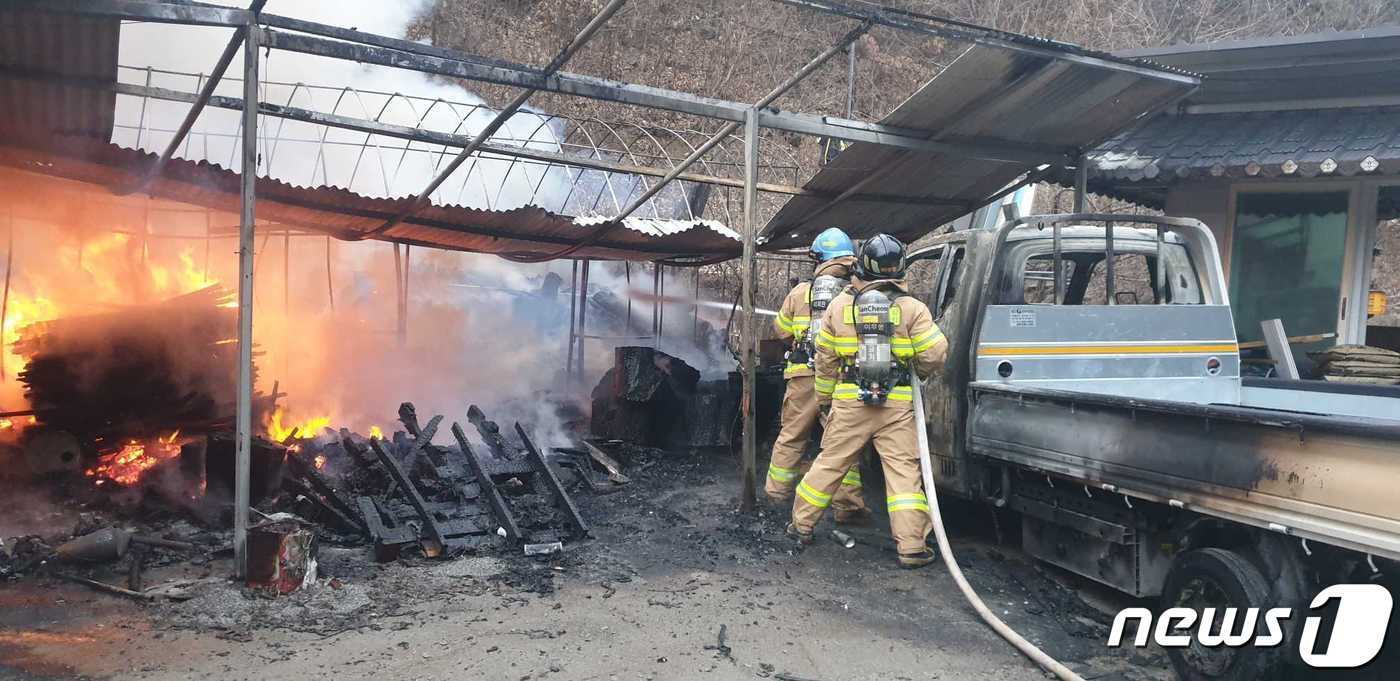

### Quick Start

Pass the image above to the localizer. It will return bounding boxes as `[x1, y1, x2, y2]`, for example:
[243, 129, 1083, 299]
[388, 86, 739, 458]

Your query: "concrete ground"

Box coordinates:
[0, 448, 1170, 681]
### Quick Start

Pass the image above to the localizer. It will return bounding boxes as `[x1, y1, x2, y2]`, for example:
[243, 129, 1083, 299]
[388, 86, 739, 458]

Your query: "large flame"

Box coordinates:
[4, 236, 216, 385]
[266, 405, 332, 442]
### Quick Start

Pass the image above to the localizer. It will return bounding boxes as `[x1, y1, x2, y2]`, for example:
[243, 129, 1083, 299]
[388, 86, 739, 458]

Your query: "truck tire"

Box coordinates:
[1161, 548, 1283, 681]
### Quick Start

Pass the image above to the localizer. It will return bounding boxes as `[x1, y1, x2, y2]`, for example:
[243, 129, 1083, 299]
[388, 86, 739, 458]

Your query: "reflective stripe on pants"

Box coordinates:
[791, 400, 932, 555]
[766, 375, 866, 512]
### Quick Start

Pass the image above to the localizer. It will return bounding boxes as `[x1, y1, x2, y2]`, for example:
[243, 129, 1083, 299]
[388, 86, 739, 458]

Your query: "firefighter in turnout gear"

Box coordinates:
[768, 228, 869, 522]
[788, 233, 949, 568]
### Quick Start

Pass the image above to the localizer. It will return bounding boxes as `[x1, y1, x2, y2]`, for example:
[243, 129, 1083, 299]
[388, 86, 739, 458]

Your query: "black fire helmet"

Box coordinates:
[854, 233, 907, 281]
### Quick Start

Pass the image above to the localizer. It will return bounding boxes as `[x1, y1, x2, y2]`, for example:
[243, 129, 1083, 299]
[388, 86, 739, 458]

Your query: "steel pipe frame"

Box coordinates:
[739, 108, 760, 512]
[232, 21, 259, 581]
[117, 0, 269, 196]
[361, 0, 629, 240]
[770, 0, 1201, 86]
[12, 0, 252, 26]
[87, 75, 824, 198]
[25, 1, 1193, 170]
[507, 21, 875, 263]
[254, 29, 1066, 165]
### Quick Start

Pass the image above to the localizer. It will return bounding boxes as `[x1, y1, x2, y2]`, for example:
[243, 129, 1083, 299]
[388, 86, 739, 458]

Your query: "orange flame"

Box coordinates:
[86, 434, 183, 486]
[368, 425, 383, 439]
[266, 405, 331, 441]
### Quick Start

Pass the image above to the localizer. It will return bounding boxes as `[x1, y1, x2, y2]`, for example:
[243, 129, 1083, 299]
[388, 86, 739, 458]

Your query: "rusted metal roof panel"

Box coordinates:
[760, 45, 1197, 249]
[0, 139, 740, 262]
[0, 8, 118, 145]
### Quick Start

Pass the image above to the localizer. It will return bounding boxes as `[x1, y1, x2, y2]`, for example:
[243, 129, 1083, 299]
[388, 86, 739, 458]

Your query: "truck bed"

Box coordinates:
[1239, 377, 1400, 422]
[965, 380, 1400, 561]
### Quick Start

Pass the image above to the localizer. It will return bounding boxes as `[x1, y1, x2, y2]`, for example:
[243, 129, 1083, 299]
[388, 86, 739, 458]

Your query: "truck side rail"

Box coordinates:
[972, 381, 1400, 440]
[966, 381, 1400, 562]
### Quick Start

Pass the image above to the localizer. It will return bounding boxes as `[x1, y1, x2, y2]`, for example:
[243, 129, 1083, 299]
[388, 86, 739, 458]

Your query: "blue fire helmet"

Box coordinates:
[809, 228, 856, 261]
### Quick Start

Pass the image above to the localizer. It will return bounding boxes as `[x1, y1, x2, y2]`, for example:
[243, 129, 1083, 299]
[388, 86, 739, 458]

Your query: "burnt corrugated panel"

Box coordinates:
[760, 45, 1197, 250]
[1088, 108, 1400, 185]
[0, 9, 118, 145]
[0, 140, 740, 262]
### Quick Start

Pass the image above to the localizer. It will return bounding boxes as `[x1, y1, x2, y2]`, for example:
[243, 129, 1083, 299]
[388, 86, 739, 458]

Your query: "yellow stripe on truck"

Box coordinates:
[978, 342, 1238, 357]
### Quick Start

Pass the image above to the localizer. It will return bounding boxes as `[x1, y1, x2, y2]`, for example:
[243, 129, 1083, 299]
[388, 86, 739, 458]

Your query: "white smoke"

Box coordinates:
[112, 0, 567, 209]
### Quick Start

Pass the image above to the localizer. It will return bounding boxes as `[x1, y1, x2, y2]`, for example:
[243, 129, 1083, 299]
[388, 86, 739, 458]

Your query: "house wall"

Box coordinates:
[1164, 181, 1234, 276]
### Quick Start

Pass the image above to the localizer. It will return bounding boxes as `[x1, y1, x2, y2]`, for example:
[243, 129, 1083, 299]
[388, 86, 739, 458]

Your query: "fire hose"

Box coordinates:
[909, 377, 1087, 681]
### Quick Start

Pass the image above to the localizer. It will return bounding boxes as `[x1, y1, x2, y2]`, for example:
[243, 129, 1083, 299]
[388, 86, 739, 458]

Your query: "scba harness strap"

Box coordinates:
[820, 288, 911, 404]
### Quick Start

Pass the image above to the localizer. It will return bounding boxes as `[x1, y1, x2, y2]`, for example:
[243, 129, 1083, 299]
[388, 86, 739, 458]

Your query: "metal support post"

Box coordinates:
[1104, 221, 1116, 305]
[739, 108, 760, 513]
[577, 259, 591, 380]
[624, 262, 633, 331]
[1155, 227, 1167, 304]
[566, 260, 578, 378]
[846, 38, 857, 118]
[392, 243, 405, 347]
[401, 245, 411, 344]
[1073, 155, 1088, 213]
[233, 22, 260, 581]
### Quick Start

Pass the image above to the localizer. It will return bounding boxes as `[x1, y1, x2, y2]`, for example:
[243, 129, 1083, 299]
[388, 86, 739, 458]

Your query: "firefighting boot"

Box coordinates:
[897, 548, 937, 569]
[785, 523, 814, 545]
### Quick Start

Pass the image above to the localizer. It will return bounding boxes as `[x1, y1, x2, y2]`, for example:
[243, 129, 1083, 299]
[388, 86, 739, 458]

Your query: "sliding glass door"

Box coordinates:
[1229, 191, 1349, 347]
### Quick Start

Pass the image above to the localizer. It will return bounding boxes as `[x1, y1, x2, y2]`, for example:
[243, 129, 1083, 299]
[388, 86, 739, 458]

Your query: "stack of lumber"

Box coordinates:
[15, 285, 254, 442]
[1308, 345, 1400, 385]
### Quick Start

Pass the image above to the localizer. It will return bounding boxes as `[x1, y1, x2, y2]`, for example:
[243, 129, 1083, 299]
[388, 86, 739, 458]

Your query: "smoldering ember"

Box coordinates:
[5, 3, 1400, 681]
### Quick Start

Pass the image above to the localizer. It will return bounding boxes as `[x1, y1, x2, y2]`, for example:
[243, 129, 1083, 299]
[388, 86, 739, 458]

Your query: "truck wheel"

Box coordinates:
[1161, 548, 1282, 681]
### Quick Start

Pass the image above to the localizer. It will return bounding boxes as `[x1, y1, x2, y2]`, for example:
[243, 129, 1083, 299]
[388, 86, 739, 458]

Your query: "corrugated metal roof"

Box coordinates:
[0, 139, 740, 262]
[0, 8, 118, 144]
[0, 7, 737, 262]
[760, 45, 1197, 249]
[1117, 26, 1400, 107]
[1087, 108, 1400, 186]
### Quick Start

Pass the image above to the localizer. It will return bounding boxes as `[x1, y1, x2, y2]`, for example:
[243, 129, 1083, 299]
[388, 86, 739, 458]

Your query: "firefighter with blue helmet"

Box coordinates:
[767, 228, 869, 524]
[788, 233, 949, 568]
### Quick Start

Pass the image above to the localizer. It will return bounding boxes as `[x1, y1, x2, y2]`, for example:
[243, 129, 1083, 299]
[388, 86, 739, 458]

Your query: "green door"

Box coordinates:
[1229, 191, 1349, 346]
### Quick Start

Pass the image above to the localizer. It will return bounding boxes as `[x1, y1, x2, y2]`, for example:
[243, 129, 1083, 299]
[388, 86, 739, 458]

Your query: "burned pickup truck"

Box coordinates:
[907, 214, 1400, 680]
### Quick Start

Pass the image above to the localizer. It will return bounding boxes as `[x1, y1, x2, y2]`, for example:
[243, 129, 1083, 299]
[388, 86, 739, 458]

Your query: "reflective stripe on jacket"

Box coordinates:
[813, 278, 948, 403]
[773, 256, 855, 379]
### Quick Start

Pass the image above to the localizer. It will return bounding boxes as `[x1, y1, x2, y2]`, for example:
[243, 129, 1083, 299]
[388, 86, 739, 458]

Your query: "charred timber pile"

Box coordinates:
[15, 286, 262, 442]
[285, 402, 589, 562]
[590, 346, 759, 449]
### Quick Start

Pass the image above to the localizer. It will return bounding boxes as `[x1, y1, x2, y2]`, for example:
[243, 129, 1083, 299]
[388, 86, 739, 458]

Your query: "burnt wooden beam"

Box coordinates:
[451, 422, 522, 542]
[516, 423, 589, 537]
[367, 438, 447, 558]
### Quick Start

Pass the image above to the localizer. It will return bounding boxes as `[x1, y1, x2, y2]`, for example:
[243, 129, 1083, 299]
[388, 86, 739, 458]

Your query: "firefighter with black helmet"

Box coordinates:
[787, 233, 949, 568]
[767, 228, 870, 523]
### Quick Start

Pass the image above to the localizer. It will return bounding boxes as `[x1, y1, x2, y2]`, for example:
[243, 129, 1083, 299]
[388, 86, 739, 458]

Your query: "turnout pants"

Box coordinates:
[791, 400, 932, 555]
[765, 376, 865, 512]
